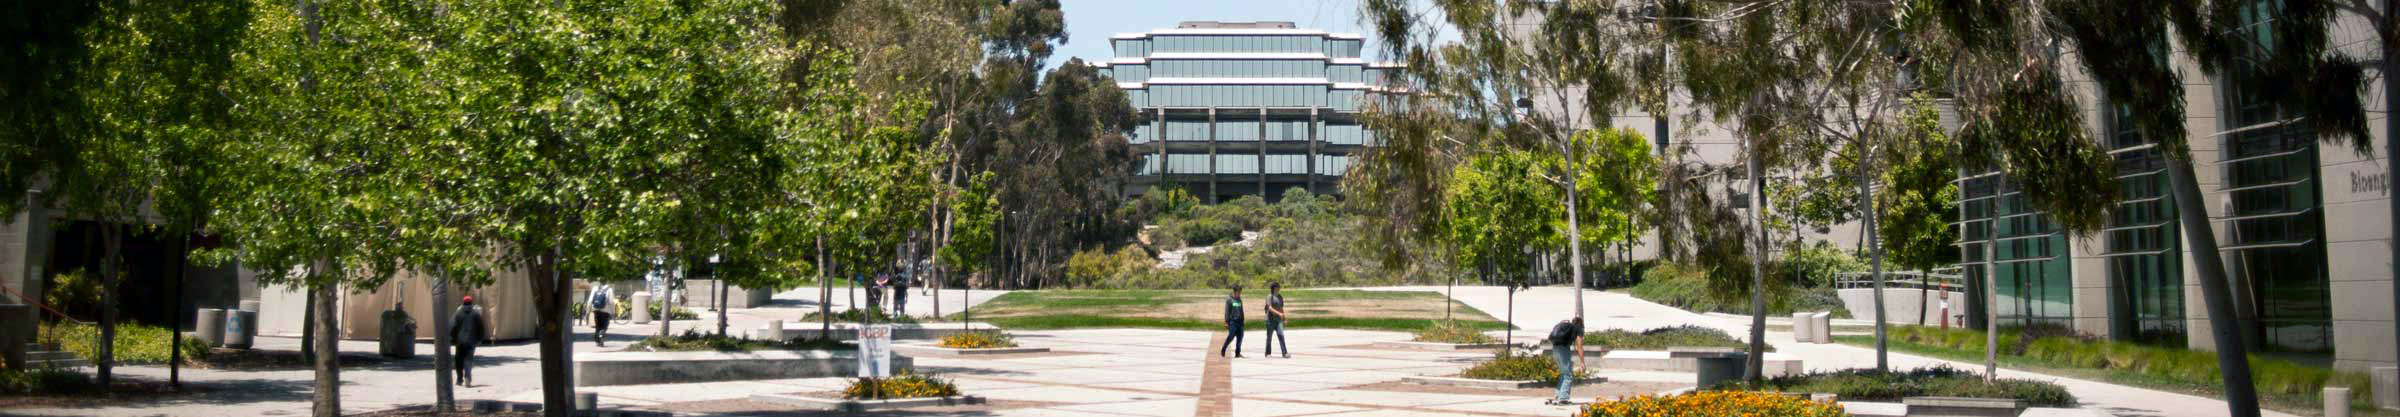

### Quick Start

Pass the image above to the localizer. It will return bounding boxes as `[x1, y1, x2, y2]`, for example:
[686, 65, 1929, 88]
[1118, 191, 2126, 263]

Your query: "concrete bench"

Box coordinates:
[1597, 349, 1803, 376]
[1903, 396, 2026, 417]
[573, 350, 912, 386]
[782, 322, 999, 341]
[1401, 375, 1609, 390]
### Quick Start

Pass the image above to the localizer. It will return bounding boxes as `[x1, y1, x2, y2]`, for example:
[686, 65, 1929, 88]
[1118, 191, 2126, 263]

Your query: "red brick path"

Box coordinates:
[1197, 332, 1233, 417]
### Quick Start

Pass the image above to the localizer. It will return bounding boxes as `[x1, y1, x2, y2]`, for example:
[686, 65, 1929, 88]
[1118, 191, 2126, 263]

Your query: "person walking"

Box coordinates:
[1262, 283, 1289, 358]
[1219, 286, 1245, 358]
[891, 272, 910, 316]
[588, 282, 614, 347]
[1544, 316, 1585, 406]
[450, 295, 490, 387]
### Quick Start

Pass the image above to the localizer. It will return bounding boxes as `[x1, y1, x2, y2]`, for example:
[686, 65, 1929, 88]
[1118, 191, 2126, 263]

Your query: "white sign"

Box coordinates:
[858, 325, 893, 378]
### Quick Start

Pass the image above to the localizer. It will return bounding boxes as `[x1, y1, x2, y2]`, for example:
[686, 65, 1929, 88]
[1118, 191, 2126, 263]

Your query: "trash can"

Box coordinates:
[379, 307, 417, 358]
[195, 308, 226, 347]
[1671, 348, 1748, 390]
[224, 309, 256, 349]
[631, 292, 653, 324]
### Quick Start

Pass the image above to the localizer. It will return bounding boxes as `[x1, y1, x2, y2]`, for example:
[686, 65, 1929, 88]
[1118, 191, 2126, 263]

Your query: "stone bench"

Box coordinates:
[1903, 396, 2026, 417]
[573, 350, 912, 386]
[1596, 349, 1804, 377]
[780, 322, 999, 341]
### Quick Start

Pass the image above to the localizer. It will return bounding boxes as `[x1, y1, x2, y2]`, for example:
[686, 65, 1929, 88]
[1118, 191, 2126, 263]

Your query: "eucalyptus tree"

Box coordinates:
[2037, 1, 2386, 414]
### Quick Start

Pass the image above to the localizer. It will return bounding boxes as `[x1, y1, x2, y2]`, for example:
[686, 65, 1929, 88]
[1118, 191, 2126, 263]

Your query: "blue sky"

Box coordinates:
[1046, 0, 1388, 69]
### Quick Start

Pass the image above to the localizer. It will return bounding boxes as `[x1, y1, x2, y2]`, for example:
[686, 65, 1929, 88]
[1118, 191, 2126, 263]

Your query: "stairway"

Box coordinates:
[20, 343, 88, 369]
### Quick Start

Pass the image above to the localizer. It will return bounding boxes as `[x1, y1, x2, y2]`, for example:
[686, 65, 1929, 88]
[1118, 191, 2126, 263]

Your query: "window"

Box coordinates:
[1217, 155, 1260, 174]
[1315, 155, 1350, 175]
[1219, 120, 1260, 141]
[1324, 39, 1363, 58]
[1138, 154, 1161, 175]
[1153, 60, 1324, 78]
[1265, 154, 1309, 174]
[1113, 39, 1151, 57]
[1167, 154, 1211, 173]
[1266, 120, 1308, 141]
[1129, 120, 1153, 144]
[1153, 35, 1320, 53]
[1165, 119, 1211, 141]
[1328, 65, 1364, 83]
[1958, 171, 2074, 330]
[2101, 54, 2185, 346]
[1112, 64, 1149, 83]
[2218, 0, 2330, 361]
[1150, 85, 1329, 108]
[1323, 122, 1365, 145]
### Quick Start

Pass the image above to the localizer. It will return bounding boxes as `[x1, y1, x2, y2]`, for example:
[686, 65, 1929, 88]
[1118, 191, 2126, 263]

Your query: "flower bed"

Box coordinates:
[935, 332, 1016, 349]
[45, 322, 210, 365]
[1579, 391, 1847, 417]
[1458, 349, 1589, 384]
[802, 308, 920, 324]
[1411, 320, 1497, 344]
[1710, 365, 2075, 407]
[842, 372, 960, 399]
[1582, 325, 1773, 352]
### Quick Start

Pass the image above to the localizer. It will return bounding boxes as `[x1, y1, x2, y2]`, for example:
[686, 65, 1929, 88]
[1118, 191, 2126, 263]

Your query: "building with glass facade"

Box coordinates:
[1094, 21, 1397, 202]
[1952, 2, 2390, 371]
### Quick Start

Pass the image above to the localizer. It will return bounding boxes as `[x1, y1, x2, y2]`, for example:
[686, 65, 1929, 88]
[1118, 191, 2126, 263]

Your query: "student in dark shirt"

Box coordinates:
[1218, 286, 1245, 358]
[1545, 316, 1585, 405]
[450, 295, 490, 387]
[1262, 282, 1289, 358]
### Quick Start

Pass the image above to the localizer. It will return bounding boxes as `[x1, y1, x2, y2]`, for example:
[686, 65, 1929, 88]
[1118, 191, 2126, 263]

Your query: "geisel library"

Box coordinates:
[1570, 11, 2395, 372]
[1096, 21, 1399, 203]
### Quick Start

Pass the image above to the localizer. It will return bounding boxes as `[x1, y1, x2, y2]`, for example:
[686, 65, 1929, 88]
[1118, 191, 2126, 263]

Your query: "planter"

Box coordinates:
[1373, 340, 1512, 351]
[573, 349, 913, 386]
[891, 344, 1050, 357]
[1900, 396, 2026, 417]
[783, 322, 1001, 341]
[1401, 375, 1609, 390]
[749, 393, 985, 412]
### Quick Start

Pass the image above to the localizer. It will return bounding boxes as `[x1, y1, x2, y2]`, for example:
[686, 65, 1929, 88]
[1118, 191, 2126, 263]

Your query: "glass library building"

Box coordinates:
[1094, 21, 1398, 202]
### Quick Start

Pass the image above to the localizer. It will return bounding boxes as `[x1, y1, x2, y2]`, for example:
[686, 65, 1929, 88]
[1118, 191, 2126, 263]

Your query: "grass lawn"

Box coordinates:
[952, 289, 1513, 332]
[1833, 335, 2398, 417]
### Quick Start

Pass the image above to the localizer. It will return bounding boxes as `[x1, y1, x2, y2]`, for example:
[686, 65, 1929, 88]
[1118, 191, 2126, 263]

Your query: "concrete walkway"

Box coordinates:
[1399, 285, 2301, 417]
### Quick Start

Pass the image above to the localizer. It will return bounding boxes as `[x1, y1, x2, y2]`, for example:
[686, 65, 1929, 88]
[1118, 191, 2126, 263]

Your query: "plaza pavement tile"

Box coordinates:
[1247, 369, 1418, 385]
[1246, 388, 1518, 407]
[1305, 409, 1484, 417]
[973, 385, 1185, 404]
[1228, 360, 1353, 376]
[1108, 362, 1209, 377]
[1053, 397, 1201, 417]
[1420, 398, 1588, 416]
[1227, 379, 1349, 395]
[578, 380, 810, 403]
[1015, 367, 1201, 384]
[1228, 398, 1366, 417]
[1086, 377, 1207, 394]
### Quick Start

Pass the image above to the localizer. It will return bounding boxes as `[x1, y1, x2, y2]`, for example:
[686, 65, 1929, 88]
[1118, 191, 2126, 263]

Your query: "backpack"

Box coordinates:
[589, 288, 612, 309]
[1548, 321, 1578, 345]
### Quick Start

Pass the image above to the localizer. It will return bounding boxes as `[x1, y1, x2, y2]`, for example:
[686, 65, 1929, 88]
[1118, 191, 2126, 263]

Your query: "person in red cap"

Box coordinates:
[449, 295, 489, 386]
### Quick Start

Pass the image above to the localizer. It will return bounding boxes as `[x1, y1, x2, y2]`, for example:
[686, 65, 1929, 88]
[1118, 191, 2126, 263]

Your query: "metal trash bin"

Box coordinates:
[379, 307, 418, 358]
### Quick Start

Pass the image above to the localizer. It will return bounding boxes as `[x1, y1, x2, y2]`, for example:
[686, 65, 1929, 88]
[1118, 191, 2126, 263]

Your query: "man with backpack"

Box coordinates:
[1545, 316, 1585, 406]
[450, 295, 489, 387]
[589, 282, 614, 347]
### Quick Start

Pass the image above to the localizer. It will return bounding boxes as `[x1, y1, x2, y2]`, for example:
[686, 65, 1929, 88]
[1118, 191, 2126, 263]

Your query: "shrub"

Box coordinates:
[801, 308, 918, 324]
[1459, 349, 1588, 384]
[1411, 320, 1496, 344]
[1173, 217, 1243, 247]
[1626, 263, 1848, 317]
[630, 330, 852, 352]
[842, 371, 960, 399]
[1582, 325, 1773, 352]
[936, 332, 1016, 349]
[648, 302, 698, 320]
[45, 322, 210, 365]
[0, 368, 93, 395]
[1714, 365, 2076, 407]
[1579, 391, 1847, 417]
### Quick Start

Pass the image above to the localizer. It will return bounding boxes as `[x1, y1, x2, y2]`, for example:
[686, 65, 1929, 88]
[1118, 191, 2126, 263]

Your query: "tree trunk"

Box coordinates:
[310, 279, 341, 417]
[2167, 148, 2262, 416]
[433, 269, 455, 412]
[820, 237, 831, 335]
[1918, 268, 1932, 326]
[98, 224, 121, 386]
[716, 274, 729, 337]
[1560, 137, 1586, 323]
[1983, 174, 2000, 383]
[661, 260, 675, 337]
[531, 247, 574, 417]
[302, 286, 316, 361]
[1860, 144, 1889, 372]
[171, 231, 189, 388]
[1743, 148, 1770, 383]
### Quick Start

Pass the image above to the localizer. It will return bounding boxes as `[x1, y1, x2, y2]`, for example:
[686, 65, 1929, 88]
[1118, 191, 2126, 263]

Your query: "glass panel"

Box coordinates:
[1165, 119, 1210, 141]
[1168, 154, 1211, 173]
[1220, 120, 1261, 141]
[1265, 154, 1309, 174]
[1218, 154, 1260, 174]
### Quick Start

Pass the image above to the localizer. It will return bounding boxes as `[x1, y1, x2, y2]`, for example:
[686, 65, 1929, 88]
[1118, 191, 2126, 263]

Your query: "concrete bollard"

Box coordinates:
[1792, 312, 1815, 343]
[576, 392, 599, 411]
[195, 308, 226, 347]
[2374, 367, 2397, 410]
[765, 320, 785, 341]
[2327, 386, 2352, 417]
[631, 292, 653, 324]
[1810, 312, 1833, 343]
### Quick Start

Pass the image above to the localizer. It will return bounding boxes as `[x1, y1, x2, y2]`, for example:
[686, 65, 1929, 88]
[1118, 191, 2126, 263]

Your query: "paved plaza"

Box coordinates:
[3, 286, 2304, 417]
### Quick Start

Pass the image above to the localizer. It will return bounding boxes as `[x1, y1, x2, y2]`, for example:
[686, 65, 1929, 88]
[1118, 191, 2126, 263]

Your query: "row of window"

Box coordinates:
[1116, 36, 1365, 57]
[1138, 154, 1351, 175]
[1145, 85, 1353, 109]
[1127, 120, 1373, 145]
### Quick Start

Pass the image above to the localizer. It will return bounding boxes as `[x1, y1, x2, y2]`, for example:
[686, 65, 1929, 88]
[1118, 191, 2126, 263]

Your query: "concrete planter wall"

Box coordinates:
[1400, 375, 1608, 390]
[574, 350, 912, 386]
[1372, 340, 1512, 351]
[891, 344, 1050, 357]
[684, 279, 773, 309]
[782, 322, 1000, 341]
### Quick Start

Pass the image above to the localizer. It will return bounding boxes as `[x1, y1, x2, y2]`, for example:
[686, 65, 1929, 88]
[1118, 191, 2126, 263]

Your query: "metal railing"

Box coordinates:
[1833, 267, 1966, 292]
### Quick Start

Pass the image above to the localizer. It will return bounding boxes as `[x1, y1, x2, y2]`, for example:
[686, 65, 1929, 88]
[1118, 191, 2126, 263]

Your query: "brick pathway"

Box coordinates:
[1196, 332, 1233, 417]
